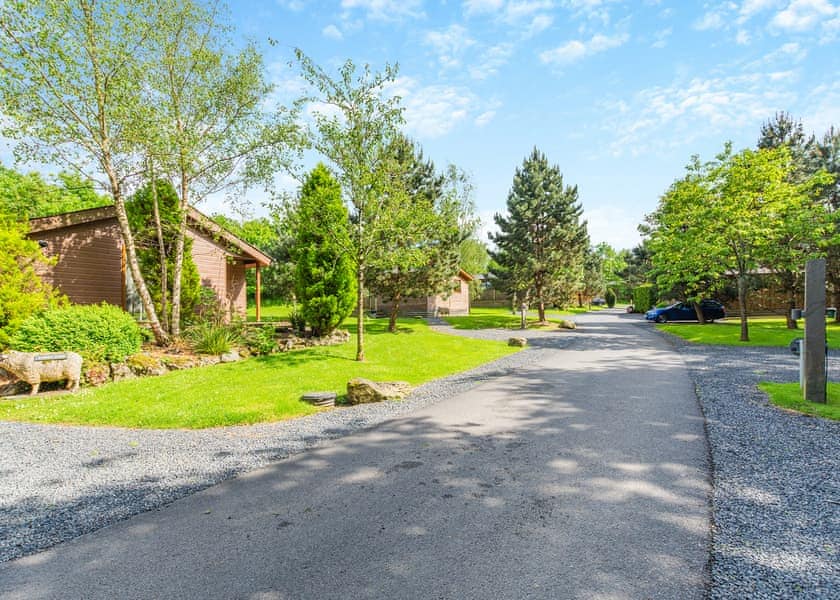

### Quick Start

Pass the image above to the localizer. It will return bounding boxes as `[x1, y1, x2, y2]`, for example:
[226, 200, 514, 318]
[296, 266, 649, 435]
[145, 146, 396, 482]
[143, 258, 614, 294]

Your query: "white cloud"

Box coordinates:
[525, 13, 554, 36]
[735, 28, 752, 44]
[540, 32, 628, 65]
[322, 24, 344, 40]
[505, 0, 555, 21]
[340, 0, 425, 21]
[771, 0, 837, 31]
[469, 43, 515, 79]
[464, 0, 505, 15]
[424, 25, 476, 68]
[388, 77, 483, 138]
[605, 73, 798, 156]
[475, 110, 497, 126]
[693, 10, 726, 30]
[650, 26, 672, 48]
[738, 0, 783, 21]
[276, 0, 306, 10]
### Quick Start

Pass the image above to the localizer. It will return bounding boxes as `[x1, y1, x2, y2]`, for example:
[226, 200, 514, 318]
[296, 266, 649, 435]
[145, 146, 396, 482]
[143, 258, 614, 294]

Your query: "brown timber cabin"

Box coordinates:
[28, 205, 272, 321]
[367, 269, 474, 317]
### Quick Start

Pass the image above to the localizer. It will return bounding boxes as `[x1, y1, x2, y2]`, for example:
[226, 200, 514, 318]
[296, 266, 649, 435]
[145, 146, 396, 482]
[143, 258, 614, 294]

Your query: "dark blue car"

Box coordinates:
[645, 300, 726, 323]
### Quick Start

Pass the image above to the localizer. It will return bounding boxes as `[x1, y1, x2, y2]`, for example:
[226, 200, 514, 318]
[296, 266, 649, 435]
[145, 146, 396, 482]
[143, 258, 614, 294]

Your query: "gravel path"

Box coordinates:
[655, 326, 840, 599]
[0, 326, 572, 563]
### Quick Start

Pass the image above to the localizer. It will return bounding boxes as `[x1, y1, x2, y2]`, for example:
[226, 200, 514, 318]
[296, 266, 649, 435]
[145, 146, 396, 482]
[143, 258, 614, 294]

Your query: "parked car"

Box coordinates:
[645, 300, 726, 323]
[591, 297, 606, 306]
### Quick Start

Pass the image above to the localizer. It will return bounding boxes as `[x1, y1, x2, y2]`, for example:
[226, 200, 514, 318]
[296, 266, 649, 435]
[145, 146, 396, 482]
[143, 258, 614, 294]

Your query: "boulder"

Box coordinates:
[126, 353, 168, 377]
[559, 320, 577, 330]
[346, 378, 412, 404]
[110, 363, 136, 382]
[83, 363, 110, 387]
[220, 349, 241, 363]
[508, 337, 527, 347]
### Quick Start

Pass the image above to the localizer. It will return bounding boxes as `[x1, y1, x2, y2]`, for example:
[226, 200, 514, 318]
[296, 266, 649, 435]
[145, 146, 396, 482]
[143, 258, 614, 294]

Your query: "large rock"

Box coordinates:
[346, 378, 411, 404]
[110, 363, 136, 382]
[508, 337, 527, 347]
[220, 349, 240, 363]
[559, 320, 577, 330]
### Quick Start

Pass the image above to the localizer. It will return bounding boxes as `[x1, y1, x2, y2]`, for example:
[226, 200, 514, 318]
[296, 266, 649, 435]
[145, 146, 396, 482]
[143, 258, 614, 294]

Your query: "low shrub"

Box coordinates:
[11, 303, 142, 362]
[605, 288, 616, 308]
[242, 324, 278, 355]
[288, 308, 306, 336]
[185, 321, 240, 355]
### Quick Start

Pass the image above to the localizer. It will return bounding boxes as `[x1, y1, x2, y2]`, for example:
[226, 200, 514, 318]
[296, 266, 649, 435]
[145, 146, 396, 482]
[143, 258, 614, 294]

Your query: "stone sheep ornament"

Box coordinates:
[0, 350, 83, 395]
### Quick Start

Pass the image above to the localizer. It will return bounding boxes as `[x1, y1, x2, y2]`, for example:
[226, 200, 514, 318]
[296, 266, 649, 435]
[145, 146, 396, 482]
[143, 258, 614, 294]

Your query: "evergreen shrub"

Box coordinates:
[632, 285, 657, 313]
[11, 303, 142, 362]
[605, 288, 616, 308]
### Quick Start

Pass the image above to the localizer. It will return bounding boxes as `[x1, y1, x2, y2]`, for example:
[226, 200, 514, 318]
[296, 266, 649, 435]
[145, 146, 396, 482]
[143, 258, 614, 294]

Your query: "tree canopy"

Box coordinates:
[490, 147, 589, 322]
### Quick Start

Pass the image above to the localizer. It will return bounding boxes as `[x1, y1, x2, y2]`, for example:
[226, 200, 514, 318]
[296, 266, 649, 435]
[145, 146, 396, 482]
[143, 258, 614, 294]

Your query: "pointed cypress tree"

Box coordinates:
[292, 164, 357, 337]
[490, 148, 589, 322]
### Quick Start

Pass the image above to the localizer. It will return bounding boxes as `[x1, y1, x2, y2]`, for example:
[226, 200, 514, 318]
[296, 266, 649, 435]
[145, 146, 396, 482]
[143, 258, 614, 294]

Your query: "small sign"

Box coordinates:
[34, 353, 68, 361]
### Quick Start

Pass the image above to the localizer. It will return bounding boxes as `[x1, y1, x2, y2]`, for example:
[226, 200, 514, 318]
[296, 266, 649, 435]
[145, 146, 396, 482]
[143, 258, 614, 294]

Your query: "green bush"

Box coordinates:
[605, 288, 616, 308]
[185, 321, 240, 355]
[288, 308, 306, 335]
[11, 303, 142, 362]
[632, 285, 657, 313]
[242, 324, 277, 355]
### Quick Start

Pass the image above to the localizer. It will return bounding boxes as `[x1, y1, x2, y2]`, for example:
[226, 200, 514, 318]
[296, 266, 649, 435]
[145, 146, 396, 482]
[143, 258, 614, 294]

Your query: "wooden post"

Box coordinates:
[804, 258, 827, 404]
[255, 264, 262, 323]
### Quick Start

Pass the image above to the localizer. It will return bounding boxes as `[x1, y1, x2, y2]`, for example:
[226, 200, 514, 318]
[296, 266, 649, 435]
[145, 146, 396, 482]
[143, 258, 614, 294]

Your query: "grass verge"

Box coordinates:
[0, 319, 519, 429]
[758, 382, 840, 421]
[657, 317, 839, 349]
[246, 302, 293, 322]
[444, 306, 588, 330]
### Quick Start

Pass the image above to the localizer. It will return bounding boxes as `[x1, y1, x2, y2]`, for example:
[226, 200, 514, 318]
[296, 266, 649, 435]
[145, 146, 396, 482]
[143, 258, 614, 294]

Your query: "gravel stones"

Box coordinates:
[658, 331, 839, 599]
[0, 330, 564, 564]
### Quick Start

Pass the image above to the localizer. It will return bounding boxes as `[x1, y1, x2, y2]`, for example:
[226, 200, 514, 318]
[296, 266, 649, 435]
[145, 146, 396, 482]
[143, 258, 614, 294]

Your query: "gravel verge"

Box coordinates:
[657, 328, 839, 599]
[0, 329, 570, 563]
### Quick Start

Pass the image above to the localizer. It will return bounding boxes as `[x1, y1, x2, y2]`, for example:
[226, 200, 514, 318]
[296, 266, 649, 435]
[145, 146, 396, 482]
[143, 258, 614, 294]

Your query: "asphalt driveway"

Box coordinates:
[1, 311, 711, 599]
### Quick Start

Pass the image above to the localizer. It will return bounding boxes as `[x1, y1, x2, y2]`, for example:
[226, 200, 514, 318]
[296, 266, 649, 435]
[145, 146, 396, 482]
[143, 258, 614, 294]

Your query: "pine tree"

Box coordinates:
[292, 165, 357, 337]
[490, 148, 589, 322]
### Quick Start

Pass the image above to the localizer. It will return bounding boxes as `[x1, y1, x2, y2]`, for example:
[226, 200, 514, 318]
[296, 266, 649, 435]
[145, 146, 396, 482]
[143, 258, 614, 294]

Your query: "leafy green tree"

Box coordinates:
[0, 212, 65, 346]
[296, 50, 406, 360]
[368, 139, 473, 332]
[490, 148, 589, 321]
[594, 242, 628, 298]
[292, 165, 356, 337]
[143, 1, 299, 336]
[212, 214, 296, 304]
[0, 165, 111, 219]
[811, 126, 840, 321]
[459, 237, 490, 299]
[579, 246, 605, 307]
[0, 0, 170, 344]
[646, 144, 830, 340]
[127, 180, 201, 329]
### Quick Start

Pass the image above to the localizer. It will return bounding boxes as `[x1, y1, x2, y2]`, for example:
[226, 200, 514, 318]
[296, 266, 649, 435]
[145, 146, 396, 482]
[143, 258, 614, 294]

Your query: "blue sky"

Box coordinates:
[7, 1, 840, 250]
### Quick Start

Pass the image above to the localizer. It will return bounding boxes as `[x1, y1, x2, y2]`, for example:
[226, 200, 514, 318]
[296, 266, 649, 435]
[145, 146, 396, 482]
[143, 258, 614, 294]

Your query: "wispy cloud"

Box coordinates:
[469, 43, 515, 79]
[770, 0, 838, 31]
[693, 9, 726, 31]
[322, 24, 344, 40]
[540, 32, 629, 65]
[424, 25, 476, 68]
[340, 0, 425, 21]
[276, 0, 306, 11]
[387, 77, 487, 138]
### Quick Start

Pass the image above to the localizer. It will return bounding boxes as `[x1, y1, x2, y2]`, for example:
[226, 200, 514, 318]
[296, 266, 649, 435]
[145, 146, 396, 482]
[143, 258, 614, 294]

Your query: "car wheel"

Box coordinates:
[656, 315, 667, 323]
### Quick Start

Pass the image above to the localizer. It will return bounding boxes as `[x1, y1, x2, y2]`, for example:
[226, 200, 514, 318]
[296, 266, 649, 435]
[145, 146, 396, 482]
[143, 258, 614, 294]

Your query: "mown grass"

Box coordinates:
[657, 317, 840, 349]
[0, 319, 519, 429]
[246, 302, 293, 322]
[758, 382, 840, 421]
[444, 306, 592, 330]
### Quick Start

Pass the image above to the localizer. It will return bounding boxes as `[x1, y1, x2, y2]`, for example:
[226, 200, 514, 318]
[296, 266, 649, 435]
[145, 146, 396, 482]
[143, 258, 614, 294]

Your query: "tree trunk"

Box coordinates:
[692, 301, 707, 324]
[110, 178, 169, 346]
[538, 300, 546, 323]
[785, 295, 798, 330]
[149, 174, 169, 334]
[388, 294, 401, 333]
[577, 292, 583, 308]
[737, 273, 749, 342]
[356, 262, 365, 361]
[170, 207, 187, 335]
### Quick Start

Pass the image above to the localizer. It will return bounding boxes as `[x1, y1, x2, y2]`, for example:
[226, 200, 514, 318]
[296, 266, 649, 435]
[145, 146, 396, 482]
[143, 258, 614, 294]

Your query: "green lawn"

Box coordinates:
[246, 302, 293, 322]
[444, 306, 590, 330]
[657, 317, 840, 349]
[759, 382, 840, 421]
[0, 319, 519, 429]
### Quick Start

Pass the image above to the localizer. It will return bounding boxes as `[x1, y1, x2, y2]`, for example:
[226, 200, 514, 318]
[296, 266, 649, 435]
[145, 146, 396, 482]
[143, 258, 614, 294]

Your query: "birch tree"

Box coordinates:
[0, 0, 170, 344]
